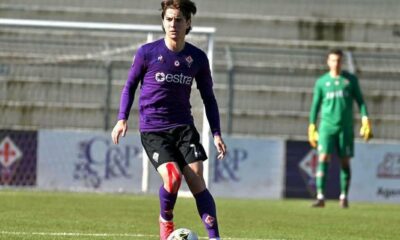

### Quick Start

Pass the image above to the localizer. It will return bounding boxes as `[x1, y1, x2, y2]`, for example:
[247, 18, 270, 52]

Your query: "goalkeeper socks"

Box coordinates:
[159, 185, 177, 221]
[340, 166, 351, 199]
[194, 189, 219, 238]
[316, 161, 329, 199]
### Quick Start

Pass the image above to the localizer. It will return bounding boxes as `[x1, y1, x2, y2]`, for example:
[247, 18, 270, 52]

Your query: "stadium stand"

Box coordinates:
[1, 0, 400, 140]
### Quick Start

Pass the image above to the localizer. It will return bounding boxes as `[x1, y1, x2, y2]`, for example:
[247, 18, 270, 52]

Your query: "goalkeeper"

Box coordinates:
[308, 49, 373, 208]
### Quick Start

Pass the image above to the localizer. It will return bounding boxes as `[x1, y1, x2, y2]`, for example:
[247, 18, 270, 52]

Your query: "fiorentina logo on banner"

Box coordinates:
[285, 140, 340, 199]
[0, 137, 22, 167]
[298, 148, 319, 196]
[0, 137, 22, 183]
[0, 131, 37, 186]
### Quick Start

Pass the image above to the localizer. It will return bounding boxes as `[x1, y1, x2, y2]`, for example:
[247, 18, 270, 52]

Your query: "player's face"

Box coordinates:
[327, 53, 342, 73]
[162, 8, 191, 42]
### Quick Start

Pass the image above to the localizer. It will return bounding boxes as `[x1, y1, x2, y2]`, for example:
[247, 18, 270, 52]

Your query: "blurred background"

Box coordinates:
[0, 1, 400, 200]
[1, 0, 400, 140]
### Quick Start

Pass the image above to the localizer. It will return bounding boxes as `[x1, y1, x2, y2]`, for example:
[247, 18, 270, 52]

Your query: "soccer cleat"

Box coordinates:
[311, 199, 325, 208]
[159, 219, 174, 240]
[340, 198, 349, 209]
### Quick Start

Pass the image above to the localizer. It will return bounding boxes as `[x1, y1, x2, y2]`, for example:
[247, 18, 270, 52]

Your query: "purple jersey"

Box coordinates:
[118, 39, 221, 136]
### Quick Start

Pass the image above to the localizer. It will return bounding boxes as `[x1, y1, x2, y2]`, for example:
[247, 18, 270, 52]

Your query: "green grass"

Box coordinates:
[0, 190, 398, 240]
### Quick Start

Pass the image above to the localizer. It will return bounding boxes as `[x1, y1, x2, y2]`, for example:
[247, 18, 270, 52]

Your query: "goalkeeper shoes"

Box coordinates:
[340, 198, 349, 209]
[311, 199, 325, 208]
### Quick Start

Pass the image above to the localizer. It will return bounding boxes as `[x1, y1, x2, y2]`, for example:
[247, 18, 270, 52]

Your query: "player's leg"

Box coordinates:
[338, 156, 351, 208]
[158, 162, 183, 221]
[157, 162, 182, 240]
[338, 127, 354, 208]
[313, 153, 330, 207]
[312, 129, 334, 207]
[183, 162, 220, 240]
[141, 131, 182, 240]
[178, 125, 220, 240]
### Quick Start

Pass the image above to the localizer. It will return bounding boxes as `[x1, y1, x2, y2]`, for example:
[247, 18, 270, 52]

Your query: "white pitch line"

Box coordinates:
[0, 231, 158, 238]
[0, 231, 287, 240]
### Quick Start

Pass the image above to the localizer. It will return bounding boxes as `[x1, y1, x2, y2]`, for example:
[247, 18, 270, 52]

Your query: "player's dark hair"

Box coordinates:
[328, 49, 343, 57]
[160, 0, 197, 34]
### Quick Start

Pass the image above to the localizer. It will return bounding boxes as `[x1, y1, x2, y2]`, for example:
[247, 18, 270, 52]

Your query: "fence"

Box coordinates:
[1, 18, 400, 141]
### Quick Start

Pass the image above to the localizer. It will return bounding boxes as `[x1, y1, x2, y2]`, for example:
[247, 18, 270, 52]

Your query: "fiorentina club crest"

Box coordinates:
[185, 55, 193, 68]
[298, 149, 318, 196]
[0, 136, 23, 184]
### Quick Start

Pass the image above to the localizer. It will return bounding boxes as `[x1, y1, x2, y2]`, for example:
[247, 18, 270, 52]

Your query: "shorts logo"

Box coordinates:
[318, 145, 323, 152]
[190, 144, 201, 158]
[152, 152, 159, 162]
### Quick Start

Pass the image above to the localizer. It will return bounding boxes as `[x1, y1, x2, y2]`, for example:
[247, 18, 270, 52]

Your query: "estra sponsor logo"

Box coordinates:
[154, 72, 193, 85]
[377, 152, 400, 179]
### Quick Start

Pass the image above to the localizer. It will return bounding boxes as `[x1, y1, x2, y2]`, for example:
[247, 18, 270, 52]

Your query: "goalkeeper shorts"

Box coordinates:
[318, 125, 354, 158]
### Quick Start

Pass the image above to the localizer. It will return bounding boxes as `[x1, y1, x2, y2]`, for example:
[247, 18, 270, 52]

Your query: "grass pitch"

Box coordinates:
[0, 190, 398, 240]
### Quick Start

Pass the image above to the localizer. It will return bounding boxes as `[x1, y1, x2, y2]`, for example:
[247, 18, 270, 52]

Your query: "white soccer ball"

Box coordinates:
[167, 228, 198, 240]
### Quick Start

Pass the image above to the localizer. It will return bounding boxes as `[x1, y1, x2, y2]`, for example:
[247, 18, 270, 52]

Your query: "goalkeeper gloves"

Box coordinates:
[360, 117, 373, 142]
[308, 124, 319, 148]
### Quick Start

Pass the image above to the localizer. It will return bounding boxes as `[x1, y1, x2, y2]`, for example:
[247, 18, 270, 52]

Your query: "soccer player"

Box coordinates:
[308, 49, 373, 208]
[111, 0, 226, 239]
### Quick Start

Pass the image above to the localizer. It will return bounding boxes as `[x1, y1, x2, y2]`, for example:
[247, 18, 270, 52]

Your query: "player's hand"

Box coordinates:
[308, 124, 319, 148]
[111, 119, 128, 144]
[360, 117, 373, 142]
[213, 135, 227, 160]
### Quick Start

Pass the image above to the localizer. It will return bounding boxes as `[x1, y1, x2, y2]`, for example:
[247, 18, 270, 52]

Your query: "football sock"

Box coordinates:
[340, 166, 351, 198]
[316, 161, 329, 199]
[159, 185, 177, 221]
[194, 189, 219, 238]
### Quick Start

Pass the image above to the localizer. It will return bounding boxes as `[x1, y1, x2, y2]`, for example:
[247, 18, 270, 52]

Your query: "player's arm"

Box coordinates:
[195, 54, 226, 159]
[352, 75, 373, 141]
[112, 47, 146, 144]
[308, 81, 322, 148]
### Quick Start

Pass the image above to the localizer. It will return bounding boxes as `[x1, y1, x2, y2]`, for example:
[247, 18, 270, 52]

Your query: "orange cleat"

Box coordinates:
[159, 218, 174, 240]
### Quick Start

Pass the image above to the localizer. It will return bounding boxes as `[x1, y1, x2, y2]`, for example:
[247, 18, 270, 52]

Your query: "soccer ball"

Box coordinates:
[167, 228, 198, 240]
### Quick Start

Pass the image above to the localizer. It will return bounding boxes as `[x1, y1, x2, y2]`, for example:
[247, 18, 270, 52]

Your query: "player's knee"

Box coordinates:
[319, 154, 330, 162]
[168, 175, 182, 193]
[164, 163, 182, 194]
